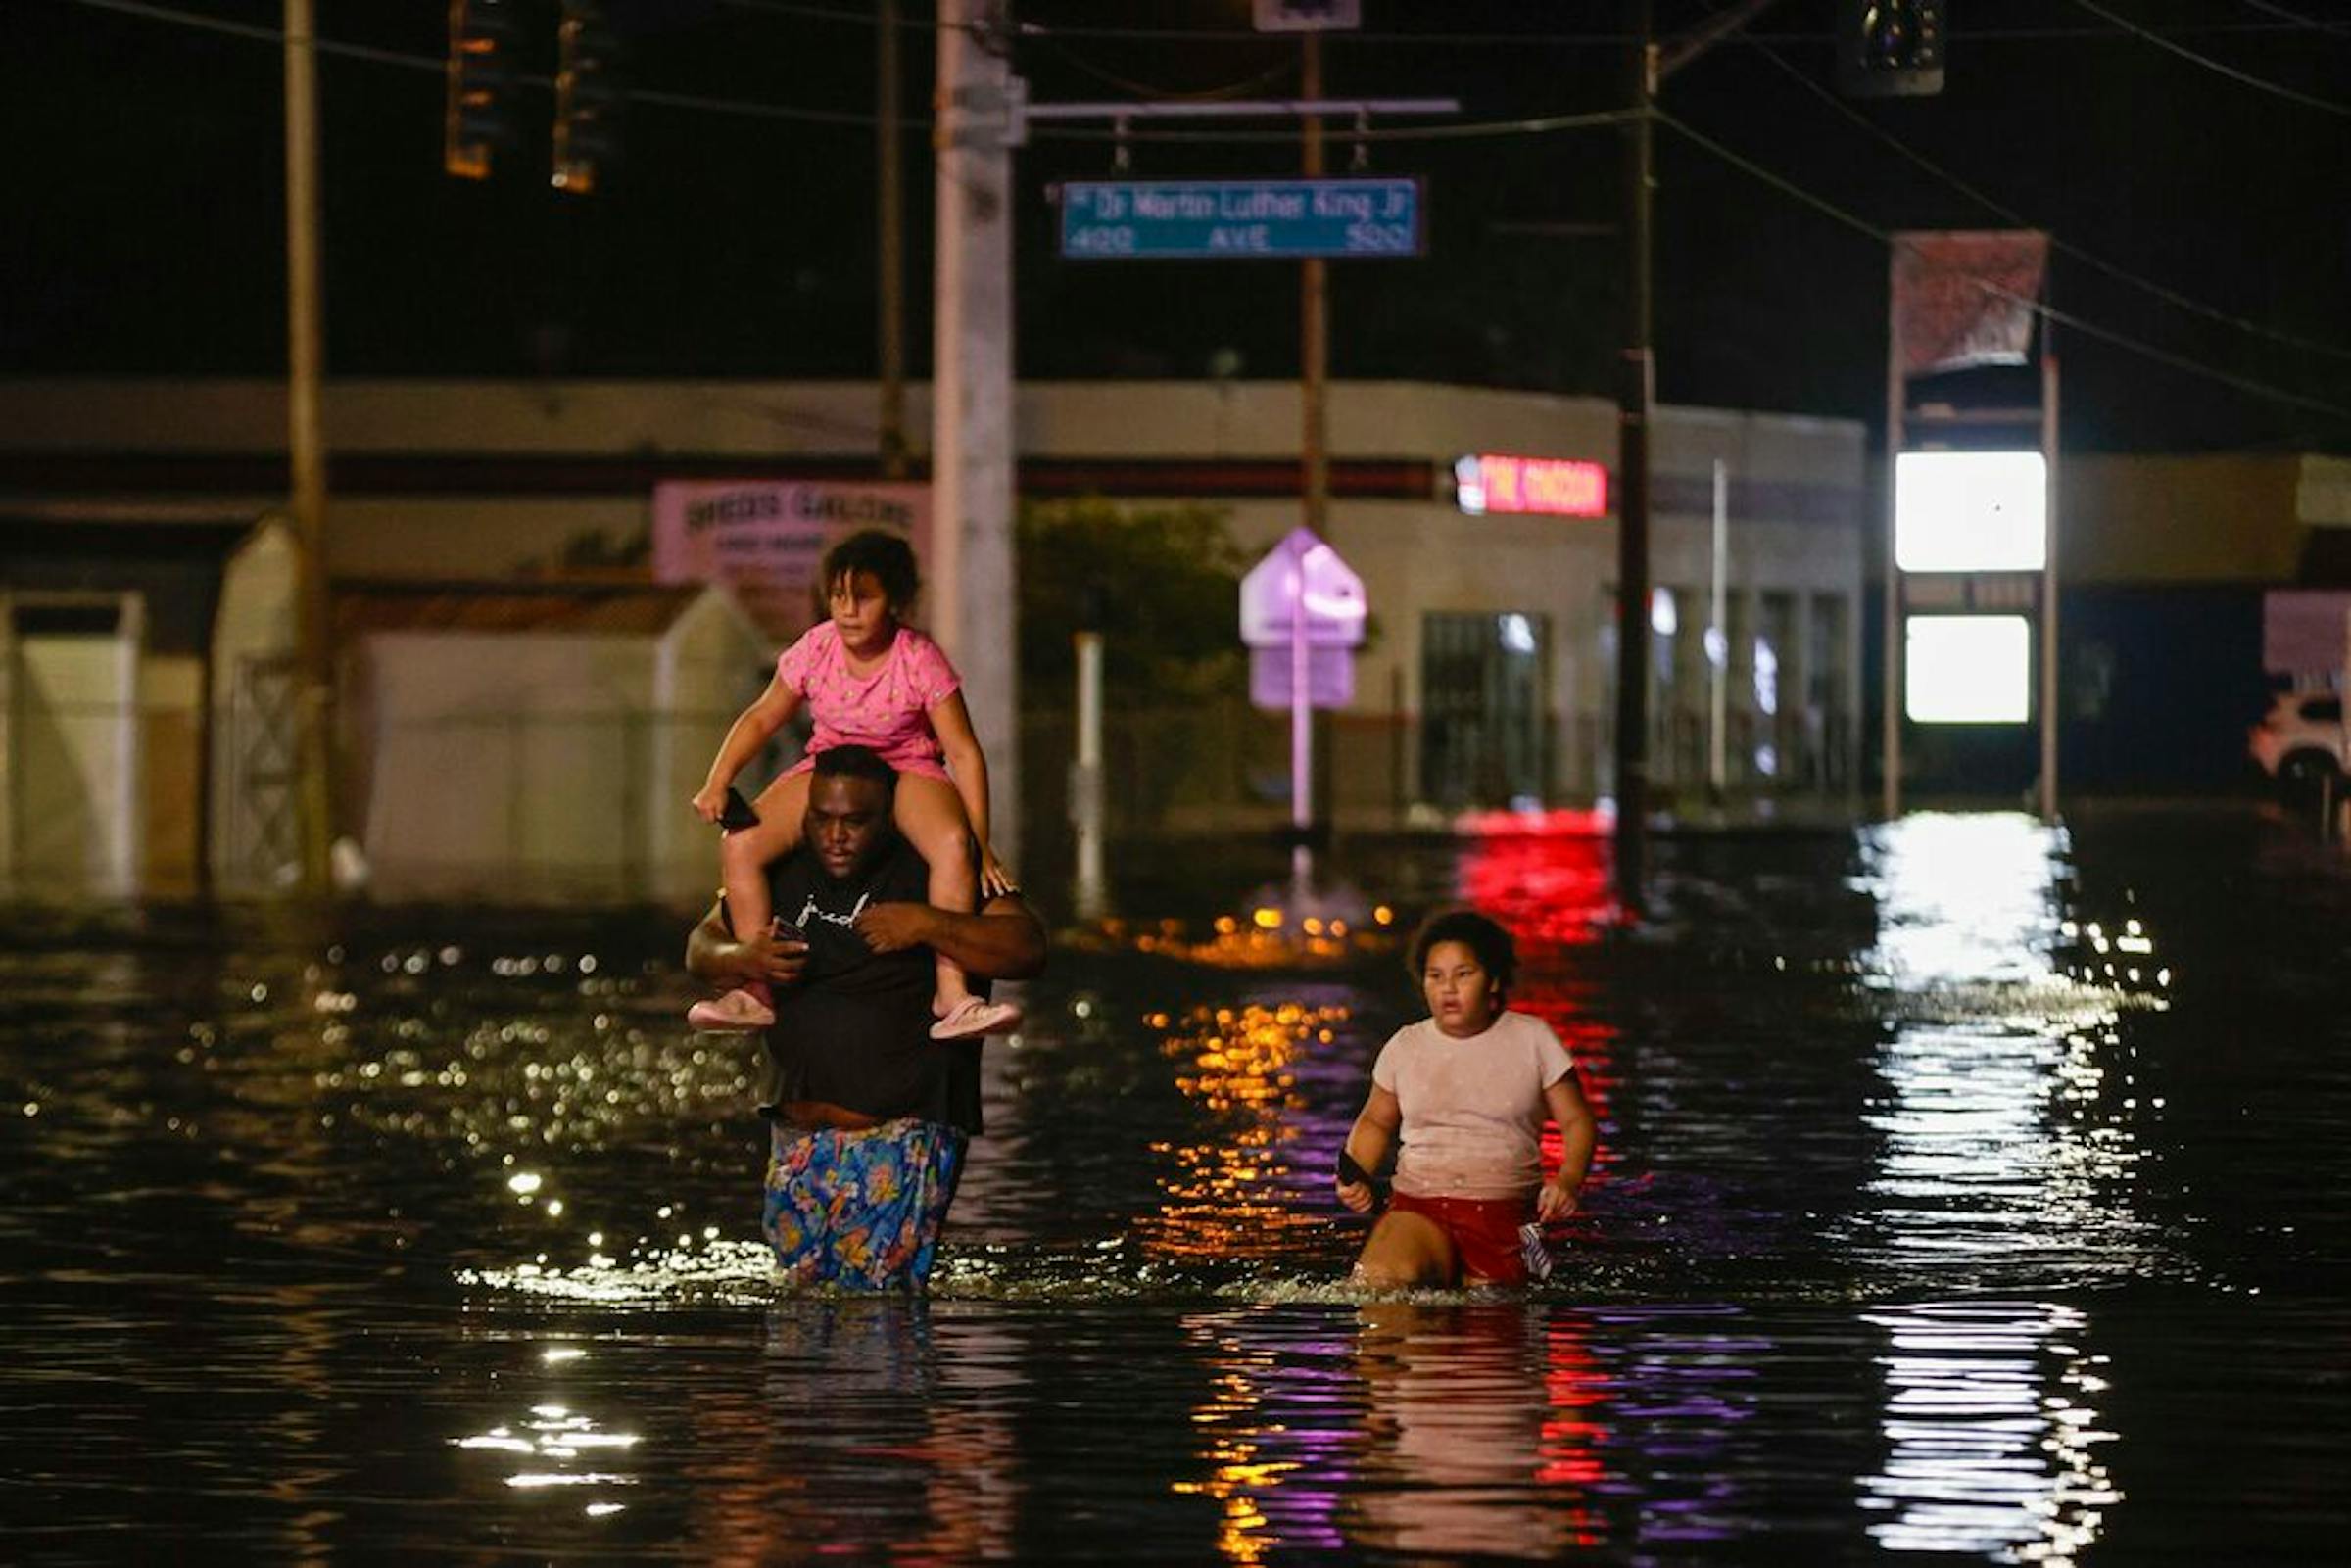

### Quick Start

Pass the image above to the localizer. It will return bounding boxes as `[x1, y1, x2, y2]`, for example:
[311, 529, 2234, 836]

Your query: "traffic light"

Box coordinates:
[444, 0, 518, 179]
[553, 0, 624, 195]
[1838, 0, 1945, 98]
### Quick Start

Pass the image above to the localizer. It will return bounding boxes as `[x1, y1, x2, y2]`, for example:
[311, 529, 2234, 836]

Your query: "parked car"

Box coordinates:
[2248, 690, 2346, 787]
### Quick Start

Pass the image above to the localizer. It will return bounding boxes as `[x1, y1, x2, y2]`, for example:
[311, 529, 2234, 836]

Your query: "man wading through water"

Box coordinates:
[687, 744, 1046, 1290]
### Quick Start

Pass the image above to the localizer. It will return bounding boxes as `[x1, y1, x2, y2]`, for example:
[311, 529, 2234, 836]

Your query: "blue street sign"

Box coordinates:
[1059, 178, 1423, 261]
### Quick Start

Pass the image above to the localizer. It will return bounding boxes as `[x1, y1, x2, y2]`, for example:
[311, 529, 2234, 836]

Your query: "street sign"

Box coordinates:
[1060, 179, 1422, 261]
[1254, 0, 1361, 30]
[1240, 528, 1367, 649]
[1251, 645, 1355, 711]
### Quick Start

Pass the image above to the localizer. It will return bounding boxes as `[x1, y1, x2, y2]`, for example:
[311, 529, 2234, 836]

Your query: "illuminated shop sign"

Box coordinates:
[1895, 450, 2047, 573]
[1906, 614, 2031, 724]
[1454, 454, 1609, 518]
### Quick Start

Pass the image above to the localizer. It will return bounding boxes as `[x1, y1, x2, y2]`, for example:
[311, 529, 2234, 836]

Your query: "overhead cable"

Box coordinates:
[1651, 106, 2351, 425]
[1737, 34, 2351, 365]
[2068, 0, 2351, 115]
[62, 0, 904, 125]
[715, 0, 2328, 48]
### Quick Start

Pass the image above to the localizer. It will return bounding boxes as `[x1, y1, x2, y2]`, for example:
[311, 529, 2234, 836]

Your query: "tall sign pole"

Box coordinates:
[1882, 242, 1906, 820]
[2039, 347, 2060, 822]
[933, 0, 1021, 859]
[1300, 32, 1330, 536]
[879, 0, 908, 479]
[1613, 0, 1655, 919]
[284, 0, 333, 892]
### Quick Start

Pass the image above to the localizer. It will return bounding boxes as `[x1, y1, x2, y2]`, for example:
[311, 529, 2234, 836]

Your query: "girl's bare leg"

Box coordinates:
[720, 771, 812, 970]
[891, 773, 979, 1014]
[1351, 1211, 1460, 1289]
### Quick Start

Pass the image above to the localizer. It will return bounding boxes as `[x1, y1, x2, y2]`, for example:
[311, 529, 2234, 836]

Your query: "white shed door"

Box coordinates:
[11, 603, 138, 895]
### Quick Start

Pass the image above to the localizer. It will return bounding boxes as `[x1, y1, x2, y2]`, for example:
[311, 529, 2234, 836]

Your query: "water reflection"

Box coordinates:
[1344, 1304, 1606, 1557]
[1854, 813, 2158, 1281]
[1855, 815, 2138, 1558]
[1138, 997, 1354, 1263]
[454, 1395, 642, 1505]
[1165, 1305, 1612, 1562]
[1862, 1300, 2118, 1560]
[699, 1300, 1018, 1561]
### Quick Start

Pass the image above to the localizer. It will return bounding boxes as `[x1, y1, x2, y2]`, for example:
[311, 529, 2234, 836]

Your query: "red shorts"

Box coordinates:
[1389, 1190, 1529, 1285]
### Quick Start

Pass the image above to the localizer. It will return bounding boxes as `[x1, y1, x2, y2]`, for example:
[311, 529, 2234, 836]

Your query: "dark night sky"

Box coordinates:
[7, 0, 2349, 451]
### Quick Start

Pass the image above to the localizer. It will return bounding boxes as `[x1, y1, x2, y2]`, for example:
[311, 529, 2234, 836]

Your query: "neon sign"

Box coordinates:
[1455, 454, 1609, 519]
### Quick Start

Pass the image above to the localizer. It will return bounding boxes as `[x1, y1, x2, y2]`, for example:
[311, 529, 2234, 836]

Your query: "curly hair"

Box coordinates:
[1406, 908, 1517, 995]
[821, 529, 921, 615]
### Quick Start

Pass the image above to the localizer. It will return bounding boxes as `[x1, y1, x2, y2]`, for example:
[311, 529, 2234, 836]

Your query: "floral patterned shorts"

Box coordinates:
[762, 1117, 969, 1291]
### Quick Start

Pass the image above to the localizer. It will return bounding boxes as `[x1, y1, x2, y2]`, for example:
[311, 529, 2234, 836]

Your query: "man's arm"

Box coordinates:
[685, 899, 810, 989]
[851, 893, 1046, 980]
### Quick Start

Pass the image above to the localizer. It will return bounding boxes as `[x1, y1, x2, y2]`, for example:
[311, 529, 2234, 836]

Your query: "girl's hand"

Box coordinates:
[1336, 1177, 1375, 1215]
[1535, 1180, 1580, 1224]
[978, 846, 1019, 899]
[691, 783, 728, 824]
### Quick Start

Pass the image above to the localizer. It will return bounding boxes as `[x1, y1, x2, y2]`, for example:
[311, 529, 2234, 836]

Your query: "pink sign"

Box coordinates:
[1239, 528, 1367, 649]
[651, 480, 932, 643]
[1454, 453, 1608, 518]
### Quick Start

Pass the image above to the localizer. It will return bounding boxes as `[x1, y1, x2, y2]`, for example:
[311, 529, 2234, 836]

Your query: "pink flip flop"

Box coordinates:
[929, 996, 1022, 1040]
[688, 988, 776, 1031]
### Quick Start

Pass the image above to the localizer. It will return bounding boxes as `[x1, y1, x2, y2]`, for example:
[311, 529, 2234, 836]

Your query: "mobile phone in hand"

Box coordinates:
[1337, 1149, 1388, 1212]
[719, 788, 760, 832]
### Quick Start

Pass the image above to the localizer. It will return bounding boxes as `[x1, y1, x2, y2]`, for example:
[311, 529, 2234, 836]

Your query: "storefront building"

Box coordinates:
[1, 377, 1866, 891]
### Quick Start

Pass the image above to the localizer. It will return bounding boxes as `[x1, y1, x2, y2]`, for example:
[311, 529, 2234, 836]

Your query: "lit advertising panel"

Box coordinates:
[1895, 451, 2047, 573]
[1906, 615, 2031, 724]
[1455, 454, 1609, 518]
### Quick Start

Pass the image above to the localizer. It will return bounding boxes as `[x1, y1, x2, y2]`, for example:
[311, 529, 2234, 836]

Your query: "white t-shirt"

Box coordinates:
[1372, 1010, 1576, 1202]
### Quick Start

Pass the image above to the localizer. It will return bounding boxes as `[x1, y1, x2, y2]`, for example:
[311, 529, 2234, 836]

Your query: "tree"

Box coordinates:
[1018, 497, 1246, 707]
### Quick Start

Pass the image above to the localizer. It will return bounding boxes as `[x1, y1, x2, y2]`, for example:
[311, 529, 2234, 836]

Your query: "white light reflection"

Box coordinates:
[1854, 814, 2157, 1274]
[1853, 815, 2147, 1561]
[1862, 1302, 2117, 1561]
[1859, 814, 2066, 989]
[453, 1402, 642, 1505]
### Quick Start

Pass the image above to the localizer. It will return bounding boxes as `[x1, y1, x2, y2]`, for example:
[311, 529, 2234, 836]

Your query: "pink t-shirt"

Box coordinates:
[774, 621, 961, 780]
[1372, 1010, 1575, 1202]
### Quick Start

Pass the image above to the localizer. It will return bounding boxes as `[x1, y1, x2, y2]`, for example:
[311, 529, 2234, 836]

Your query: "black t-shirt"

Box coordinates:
[750, 833, 984, 1135]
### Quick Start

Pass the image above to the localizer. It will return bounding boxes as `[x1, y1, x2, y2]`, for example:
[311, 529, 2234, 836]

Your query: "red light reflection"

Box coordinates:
[1455, 824, 1620, 1180]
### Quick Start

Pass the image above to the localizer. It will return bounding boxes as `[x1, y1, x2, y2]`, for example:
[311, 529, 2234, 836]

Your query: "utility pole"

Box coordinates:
[933, 0, 1021, 859]
[284, 0, 333, 893]
[1300, 33, 1329, 535]
[878, 0, 908, 478]
[1612, 0, 1655, 920]
[1611, 0, 1783, 916]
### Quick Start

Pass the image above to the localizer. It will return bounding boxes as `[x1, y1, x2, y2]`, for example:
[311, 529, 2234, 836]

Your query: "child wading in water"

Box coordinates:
[688, 530, 1021, 1040]
[1337, 909, 1597, 1288]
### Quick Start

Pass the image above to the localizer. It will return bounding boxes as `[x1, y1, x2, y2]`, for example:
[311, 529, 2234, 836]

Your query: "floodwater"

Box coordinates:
[3, 804, 2347, 1563]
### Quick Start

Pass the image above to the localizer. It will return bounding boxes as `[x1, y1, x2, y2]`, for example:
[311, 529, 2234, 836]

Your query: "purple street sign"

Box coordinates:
[1240, 527, 1367, 649]
[1251, 644, 1356, 712]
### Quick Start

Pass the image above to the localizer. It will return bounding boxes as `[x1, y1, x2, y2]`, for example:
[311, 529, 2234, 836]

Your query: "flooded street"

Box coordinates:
[4, 804, 2348, 1562]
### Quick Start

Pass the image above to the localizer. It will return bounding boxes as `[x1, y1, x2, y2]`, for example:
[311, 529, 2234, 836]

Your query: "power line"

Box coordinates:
[716, 0, 2334, 48]
[2234, 0, 2351, 42]
[1735, 33, 2351, 366]
[58, 0, 1613, 146]
[1030, 106, 1636, 148]
[1029, 35, 1296, 105]
[1650, 107, 2351, 426]
[2067, 0, 2351, 115]
[62, 0, 901, 127]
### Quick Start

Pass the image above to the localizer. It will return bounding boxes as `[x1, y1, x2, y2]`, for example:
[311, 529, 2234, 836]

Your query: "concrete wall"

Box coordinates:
[348, 590, 762, 906]
[2058, 453, 2308, 583]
